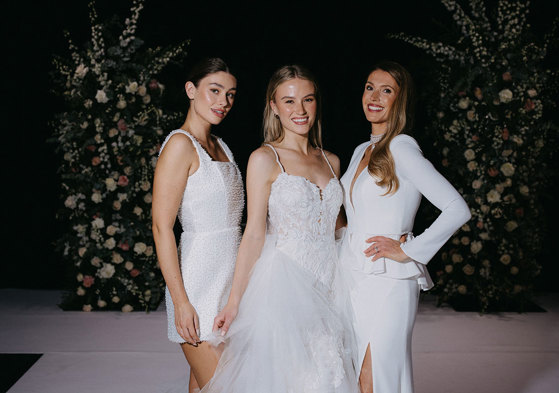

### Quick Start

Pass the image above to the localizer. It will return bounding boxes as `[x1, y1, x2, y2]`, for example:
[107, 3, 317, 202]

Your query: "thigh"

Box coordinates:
[181, 342, 223, 388]
[373, 277, 419, 355]
[359, 343, 373, 393]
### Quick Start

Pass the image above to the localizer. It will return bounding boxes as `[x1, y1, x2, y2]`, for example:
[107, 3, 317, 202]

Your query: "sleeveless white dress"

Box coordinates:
[159, 129, 244, 343]
[201, 145, 359, 393]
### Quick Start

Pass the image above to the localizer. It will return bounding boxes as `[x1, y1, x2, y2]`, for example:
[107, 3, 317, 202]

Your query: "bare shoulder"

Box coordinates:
[160, 132, 196, 158]
[322, 149, 340, 167]
[247, 145, 281, 178]
[323, 149, 341, 174]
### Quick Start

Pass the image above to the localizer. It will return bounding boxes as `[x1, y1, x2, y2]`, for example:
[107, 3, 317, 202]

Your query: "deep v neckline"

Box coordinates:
[349, 143, 373, 210]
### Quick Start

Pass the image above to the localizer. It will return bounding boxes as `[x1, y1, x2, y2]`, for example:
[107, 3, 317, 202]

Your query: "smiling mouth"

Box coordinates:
[368, 104, 384, 112]
[291, 117, 309, 125]
[212, 108, 226, 118]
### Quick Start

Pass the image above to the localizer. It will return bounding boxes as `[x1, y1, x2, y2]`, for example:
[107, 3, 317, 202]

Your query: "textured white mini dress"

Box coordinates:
[201, 144, 359, 393]
[159, 129, 244, 343]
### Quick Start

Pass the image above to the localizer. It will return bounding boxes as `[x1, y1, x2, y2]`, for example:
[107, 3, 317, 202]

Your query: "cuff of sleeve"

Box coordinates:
[400, 241, 428, 265]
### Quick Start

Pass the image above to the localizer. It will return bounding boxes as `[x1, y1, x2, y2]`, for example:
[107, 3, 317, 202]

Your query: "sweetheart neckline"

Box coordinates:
[273, 172, 339, 194]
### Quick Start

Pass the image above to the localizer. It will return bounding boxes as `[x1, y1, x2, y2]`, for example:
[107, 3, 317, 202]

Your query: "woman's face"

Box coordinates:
[186, 71, 237, 125]
[271, 78, 317, 137]
[362, 69, 398, 132]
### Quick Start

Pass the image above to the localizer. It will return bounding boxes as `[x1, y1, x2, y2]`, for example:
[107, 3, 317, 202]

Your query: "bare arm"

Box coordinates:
[213, 147, 278, 334]
[152, 133, 200, 344]
[325, 150, 347, 231]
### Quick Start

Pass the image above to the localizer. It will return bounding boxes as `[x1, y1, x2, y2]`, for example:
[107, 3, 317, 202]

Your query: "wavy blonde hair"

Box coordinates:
[366, 61, 415, 195]
[263, 65, 322, 148]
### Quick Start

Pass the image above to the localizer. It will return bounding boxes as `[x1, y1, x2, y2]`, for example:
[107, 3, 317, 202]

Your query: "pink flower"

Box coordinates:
[502, 72, 512, 81]
[524, 99, 535, 112]
[474, 87, 483, 100]
[476, 221, 484, 229]
[149, 79, 159, 90]
[91, 156, 101, 166]
[471, 134, 479, 141]
[502, 128, 509, 140]
[442, 159, 449, 167]
[457, 91, 466, 96]
[119, 241, 130, 251]
[130, 269, 140, 278]
[488, 168, 499, 177]
[117, 175, 129, 187]
[117, 119, 127, 131]
[86, 145, 96, 152]
[83, 275, 95, 288]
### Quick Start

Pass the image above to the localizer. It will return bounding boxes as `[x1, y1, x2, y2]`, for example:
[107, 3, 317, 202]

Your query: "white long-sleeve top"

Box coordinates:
[339, 134, 471, 290]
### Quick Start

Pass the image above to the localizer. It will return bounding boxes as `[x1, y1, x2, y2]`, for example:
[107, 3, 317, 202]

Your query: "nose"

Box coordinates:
[296, 100, 307, 114]
[218, 93, 229, 107]
[370, 89, 380, 101]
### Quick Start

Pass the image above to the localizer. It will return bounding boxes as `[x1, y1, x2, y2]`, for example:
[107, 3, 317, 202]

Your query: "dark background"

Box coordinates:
[2, 0, 558, 292]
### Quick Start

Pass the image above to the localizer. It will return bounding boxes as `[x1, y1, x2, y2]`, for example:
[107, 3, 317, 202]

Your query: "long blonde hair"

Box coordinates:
[263, 65, 322, 148]
[367, 61, 415, 195]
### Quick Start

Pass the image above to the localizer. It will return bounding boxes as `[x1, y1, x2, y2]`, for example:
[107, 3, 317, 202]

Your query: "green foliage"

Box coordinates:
[51, 0, 188, 311]
[390, 0, 558, 311]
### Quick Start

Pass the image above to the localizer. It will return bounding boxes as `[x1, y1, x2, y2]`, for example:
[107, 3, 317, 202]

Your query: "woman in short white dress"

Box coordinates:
[152, 58, 244, 392]
[339, 61, 471, 393]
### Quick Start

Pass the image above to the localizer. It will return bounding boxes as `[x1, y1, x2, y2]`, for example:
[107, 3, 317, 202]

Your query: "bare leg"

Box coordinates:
[188, 369, 200, 393]
[359, 343, 373, 393]
[181, 342, 223, 388]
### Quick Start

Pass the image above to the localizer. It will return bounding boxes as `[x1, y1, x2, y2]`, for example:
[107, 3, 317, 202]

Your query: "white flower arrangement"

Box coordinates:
[390, 0, 558, 311]
[52, 0, 188, 311]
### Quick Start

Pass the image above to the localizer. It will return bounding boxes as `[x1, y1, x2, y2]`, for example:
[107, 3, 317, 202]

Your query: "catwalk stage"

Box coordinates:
[1, 289, 558, 393]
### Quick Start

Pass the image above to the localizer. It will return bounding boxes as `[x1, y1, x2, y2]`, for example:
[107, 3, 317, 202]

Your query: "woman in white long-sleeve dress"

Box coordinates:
[152, 58, 244, 392]
[203, 65, 359, 393]
[339, 61, 471, 393]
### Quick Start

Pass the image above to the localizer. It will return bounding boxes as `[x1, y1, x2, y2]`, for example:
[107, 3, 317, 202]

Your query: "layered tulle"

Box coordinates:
[201, 235, 359, 393]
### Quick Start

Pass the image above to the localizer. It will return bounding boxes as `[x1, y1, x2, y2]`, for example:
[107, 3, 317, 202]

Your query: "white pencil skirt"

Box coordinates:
[349, 271, 420, 393]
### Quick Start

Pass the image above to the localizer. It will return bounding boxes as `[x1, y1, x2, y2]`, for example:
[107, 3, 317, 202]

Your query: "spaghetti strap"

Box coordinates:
[264, 143, 285, 173]
[320, 149, 336, 178]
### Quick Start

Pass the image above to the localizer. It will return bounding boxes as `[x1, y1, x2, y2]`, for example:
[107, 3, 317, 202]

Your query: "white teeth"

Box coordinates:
[368, 105, 383, 111]
[292, 118, 308, 124]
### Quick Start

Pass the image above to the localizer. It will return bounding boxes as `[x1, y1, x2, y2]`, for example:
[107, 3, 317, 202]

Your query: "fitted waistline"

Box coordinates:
[181, 226, 240, 235]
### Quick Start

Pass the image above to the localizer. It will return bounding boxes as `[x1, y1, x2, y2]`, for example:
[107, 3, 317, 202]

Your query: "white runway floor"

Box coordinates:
[1, 289, 558, 393]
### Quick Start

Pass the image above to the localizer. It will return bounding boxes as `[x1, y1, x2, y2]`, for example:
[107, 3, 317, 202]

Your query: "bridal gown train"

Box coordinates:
[201, 144, 359, 393]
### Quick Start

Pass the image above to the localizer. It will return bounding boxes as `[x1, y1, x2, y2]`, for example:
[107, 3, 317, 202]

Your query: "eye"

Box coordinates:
[284, 99, 294, 104]
[383, 88, 393, 94]
[366, 85, 373, 91]
[210, 88, 219, 94]
[304, 97, 315, 103]
[227, 92, 236, 99]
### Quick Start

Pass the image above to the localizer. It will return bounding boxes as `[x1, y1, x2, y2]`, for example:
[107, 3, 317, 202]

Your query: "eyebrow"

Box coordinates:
[366, 81, 396, 90]
[280, 93, 315, 100]
[209, 82, 237, 90]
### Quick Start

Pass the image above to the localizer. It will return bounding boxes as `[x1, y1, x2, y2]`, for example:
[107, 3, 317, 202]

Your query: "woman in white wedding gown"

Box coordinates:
[202, 65, 359, 393]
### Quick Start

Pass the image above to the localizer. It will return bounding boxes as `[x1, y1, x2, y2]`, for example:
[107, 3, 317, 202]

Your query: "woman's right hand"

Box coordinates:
[175, 301, 200, 346]
[213, 302, 239, 336]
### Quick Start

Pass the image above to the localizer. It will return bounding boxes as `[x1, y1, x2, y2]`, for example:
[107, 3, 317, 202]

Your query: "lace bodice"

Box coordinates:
[265, 145, 343, 288]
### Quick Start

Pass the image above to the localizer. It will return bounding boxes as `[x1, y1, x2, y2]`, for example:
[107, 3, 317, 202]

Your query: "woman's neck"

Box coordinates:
[181, 110, 212, 145]
[371, 123, 387, 136]
[279, 130, 312, 155]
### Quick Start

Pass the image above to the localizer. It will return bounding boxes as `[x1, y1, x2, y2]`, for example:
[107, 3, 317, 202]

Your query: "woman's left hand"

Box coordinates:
[364, 236, 410, 262]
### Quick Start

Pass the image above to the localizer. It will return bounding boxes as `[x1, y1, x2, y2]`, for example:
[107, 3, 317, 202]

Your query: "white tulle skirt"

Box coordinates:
[200, 235, 359, 393]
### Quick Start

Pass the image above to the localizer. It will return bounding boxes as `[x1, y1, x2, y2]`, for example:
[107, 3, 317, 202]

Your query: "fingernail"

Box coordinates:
[221, 330, 226, 336]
